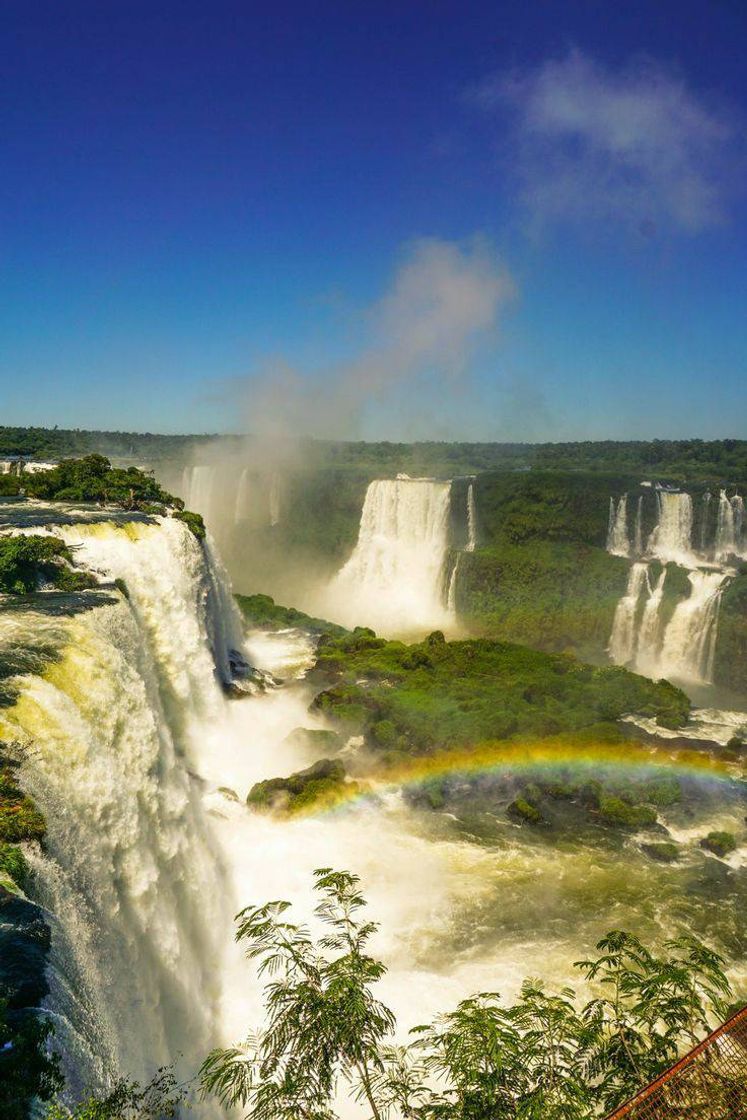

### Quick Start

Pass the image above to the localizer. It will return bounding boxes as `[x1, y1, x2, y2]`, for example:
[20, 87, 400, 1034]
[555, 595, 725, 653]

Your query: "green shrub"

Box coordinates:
[700, 831, 738, 858]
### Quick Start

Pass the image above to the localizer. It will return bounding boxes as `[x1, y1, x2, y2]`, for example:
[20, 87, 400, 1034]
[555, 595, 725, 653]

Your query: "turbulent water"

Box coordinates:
[2, 501, 747, 1117]
[324, 477, 454, 634]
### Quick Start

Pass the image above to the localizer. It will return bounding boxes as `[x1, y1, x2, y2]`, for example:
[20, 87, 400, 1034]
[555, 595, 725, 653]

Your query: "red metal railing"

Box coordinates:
[605, 1005, 747, 1119]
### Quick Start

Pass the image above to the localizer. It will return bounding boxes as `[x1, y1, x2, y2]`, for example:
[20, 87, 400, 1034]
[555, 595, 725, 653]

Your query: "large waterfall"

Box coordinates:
[606, 486, 735, 685]
[324, 477, 454, 634]
[0, 518, 236, 1106]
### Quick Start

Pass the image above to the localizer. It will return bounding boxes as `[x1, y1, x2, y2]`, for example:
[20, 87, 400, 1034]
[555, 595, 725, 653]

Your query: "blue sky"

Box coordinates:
[1, 0, 745, 439]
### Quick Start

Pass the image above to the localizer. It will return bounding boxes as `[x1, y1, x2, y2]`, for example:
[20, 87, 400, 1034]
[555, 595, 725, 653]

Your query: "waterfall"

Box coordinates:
[446, 554, 461, 613]
[606, 495, 630, 556]
[699, 492, 712, 554]
[607, 562, 647, 665]
[647, 491, 694, 565]
[234, 467, 250, 524]
[633, 566, 668, 676]
[182, 464, 216, 519]
[0, 518, 237, 1107]
[465, 482, 477, 552]
[325, 478, 454, 634]
[269, 473, 281, 527]
[715, 490, 745, 561]
[734, 494, 745, 555]
[656, 570, 728, 685]
[633, 496, 643, 557]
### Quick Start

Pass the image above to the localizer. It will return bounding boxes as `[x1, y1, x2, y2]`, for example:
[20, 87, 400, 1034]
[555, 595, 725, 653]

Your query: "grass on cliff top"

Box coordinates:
[312, 628, 691, 754]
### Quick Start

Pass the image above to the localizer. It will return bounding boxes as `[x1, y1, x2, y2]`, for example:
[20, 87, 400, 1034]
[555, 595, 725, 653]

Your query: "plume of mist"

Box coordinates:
[237, 237, 515, 445]
[478, 48, 740, 236]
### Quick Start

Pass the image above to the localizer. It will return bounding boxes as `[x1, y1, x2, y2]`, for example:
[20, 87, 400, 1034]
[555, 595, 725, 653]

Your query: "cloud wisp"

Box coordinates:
[479, 49, 739, 236]
[239, 237, 515, 442]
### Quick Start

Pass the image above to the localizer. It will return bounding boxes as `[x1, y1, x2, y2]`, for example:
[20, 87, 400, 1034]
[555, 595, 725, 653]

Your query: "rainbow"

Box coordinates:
[300, 736, 745, 817]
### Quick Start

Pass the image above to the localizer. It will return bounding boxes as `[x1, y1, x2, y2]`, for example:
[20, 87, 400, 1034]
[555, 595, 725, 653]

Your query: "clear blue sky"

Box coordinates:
[1, 0, 745, 439]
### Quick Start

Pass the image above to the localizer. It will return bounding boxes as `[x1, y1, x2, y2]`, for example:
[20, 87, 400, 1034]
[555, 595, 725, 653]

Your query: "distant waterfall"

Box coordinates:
[634, 566, 668, 676]
[657, 570, 727, 684]
[269, 473, 281, 527]
[182, 464, 216, 517]
[715, 490, 745, 561]
[647, 491, 694, 565]
[606, 495, 630, 556]
[234, 467, 250, 524]
[608, 560, 728, 685]
[326, 478, 454, 634]
[633, 496, 643, 557]
[1, 518, 236, 1108]
[608, 562, 647, 665]
[465, 482, 477, 552]
[446, 554, 461, 613]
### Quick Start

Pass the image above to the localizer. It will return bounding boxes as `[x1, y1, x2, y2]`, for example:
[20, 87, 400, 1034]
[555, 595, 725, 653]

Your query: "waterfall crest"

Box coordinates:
[325, 478, 454, 634]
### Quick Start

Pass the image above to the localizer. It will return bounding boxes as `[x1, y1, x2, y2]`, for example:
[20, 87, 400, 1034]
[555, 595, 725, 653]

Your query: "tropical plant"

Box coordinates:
[201, 868, 737, 1120]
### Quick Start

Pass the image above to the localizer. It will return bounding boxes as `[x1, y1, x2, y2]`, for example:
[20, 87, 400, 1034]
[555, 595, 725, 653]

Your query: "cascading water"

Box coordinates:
[608, 562, 647, 665]
[606, 495, 630, 556]
[634, 566, 668, 676]
[182, 464, 216, 518]
[324, 477, 454, 634]
[656, 570, 728, 684]
[234, 466, 250, 524]
[647, 491, 694, 565]
[0, 518, 236, 1108]
[465, 482, 477, 553]
[633, 495, 643, 557]
[269, 473, 281, 527]
[715, 490, 745, 561]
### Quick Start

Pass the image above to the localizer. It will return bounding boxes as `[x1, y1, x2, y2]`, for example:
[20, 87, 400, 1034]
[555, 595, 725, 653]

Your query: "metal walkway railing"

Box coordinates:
[605, 1005, 747, 1119]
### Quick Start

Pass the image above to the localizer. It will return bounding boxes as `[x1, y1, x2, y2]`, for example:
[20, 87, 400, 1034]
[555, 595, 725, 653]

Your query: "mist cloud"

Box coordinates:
[240, 238, 515, 442]
[479, 49, 739, 235]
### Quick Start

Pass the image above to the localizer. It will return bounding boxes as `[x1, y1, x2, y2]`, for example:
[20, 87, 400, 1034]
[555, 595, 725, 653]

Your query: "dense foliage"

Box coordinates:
[455, 541, 628, 661]
[20, 455, 180, 508]
[312, 629, 691, 752]
[0, 1002, 62, 1120]
[201, 868, 739, 1120]
[0, 741, 57, 1119]
[0, 534, 96, 595]
[44, 1070, 184, 1119]
[4, 428, 747, 482]
[236, 592, 347, 637]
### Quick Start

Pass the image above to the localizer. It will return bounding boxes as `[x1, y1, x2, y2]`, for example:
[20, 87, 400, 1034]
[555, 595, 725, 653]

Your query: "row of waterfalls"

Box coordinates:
[607, 488, 738, 685]
[607, 487, 746, 565]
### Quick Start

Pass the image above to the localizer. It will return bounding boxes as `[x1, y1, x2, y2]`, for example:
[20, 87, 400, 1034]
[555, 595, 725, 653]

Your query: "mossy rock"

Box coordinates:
[0, 844, 29, 889]
[247, 758, 348, 815]
[642, 841, 681, 863]
[173, 509, 206, 540]
[282, 728, 343, 753]
[507, 797, 544, 825]
[700, 831, 738, 858]
[0, 798, 45, 844]
[598, 794, 657, 830]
